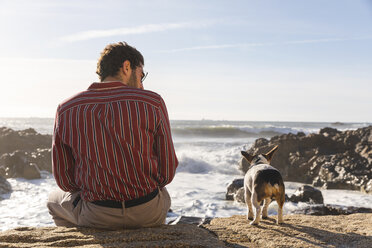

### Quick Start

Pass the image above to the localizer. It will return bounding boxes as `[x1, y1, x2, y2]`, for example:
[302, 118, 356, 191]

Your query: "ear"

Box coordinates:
[263, 145, 279, 162]
[122, 60, 132, 76]
[241, 151, 254, 163]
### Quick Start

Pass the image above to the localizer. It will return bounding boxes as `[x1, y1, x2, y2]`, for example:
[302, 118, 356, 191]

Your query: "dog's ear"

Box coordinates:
[263, 145, 279, 162]
[241, 151, 254, 163]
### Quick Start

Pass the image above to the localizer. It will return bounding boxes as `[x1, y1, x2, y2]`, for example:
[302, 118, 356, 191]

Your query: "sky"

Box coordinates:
[0, 0, 371, 122]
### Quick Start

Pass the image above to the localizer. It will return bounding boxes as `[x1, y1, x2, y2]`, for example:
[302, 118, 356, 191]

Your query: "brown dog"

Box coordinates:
[241, 145, 285, 225]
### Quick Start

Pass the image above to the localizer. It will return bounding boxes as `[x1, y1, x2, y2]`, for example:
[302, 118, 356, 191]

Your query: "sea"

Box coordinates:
[0, 118, 372, 231]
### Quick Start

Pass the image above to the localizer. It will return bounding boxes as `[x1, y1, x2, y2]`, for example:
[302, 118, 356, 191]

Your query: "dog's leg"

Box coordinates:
[262, 198, 271, 219]
[250, 192, 261, 225]
[244, 188, 254, 220]
[276, 191, 285, 224]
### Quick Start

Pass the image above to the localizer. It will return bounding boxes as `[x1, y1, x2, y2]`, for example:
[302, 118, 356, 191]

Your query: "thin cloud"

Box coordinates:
[160, 36, 372, 53]
[161, 43, 271, 53]
[60, 22, 212, 42]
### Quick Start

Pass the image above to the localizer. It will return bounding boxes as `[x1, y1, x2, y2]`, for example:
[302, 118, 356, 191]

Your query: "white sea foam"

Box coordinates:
[1, 172, 372, 231]
[0, 172, 56, 231]
[167, 172, 246, 221]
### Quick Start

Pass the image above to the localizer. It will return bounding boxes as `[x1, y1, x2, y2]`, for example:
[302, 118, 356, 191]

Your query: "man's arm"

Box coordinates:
[52, 108, 80, 192]
[154, 97, 178, 188]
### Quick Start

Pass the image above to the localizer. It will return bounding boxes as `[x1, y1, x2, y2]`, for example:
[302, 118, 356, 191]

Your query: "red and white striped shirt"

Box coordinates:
[52, 81, 178, 202]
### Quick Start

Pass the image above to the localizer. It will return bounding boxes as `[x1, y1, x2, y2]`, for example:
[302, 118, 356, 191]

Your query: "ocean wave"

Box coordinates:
[172, 126, 298, 138]
[176, 153, 241, 175]
[176, 156, 214, 174]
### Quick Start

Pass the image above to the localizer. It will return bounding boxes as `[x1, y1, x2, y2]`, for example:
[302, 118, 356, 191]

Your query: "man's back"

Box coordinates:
[53, 81, 178, 202]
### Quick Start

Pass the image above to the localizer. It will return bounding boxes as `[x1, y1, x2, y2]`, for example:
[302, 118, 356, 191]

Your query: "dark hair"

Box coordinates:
[96, 42, 144, 81]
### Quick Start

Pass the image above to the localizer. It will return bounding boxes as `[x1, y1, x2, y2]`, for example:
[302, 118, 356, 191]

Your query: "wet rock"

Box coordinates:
[238, 156, 250, 174]
[293, 204, 372, 215]
[29, 148, 52, 173]
[288, 185, 324, 204]
[240, 126, 372, 193]
[225, 178, 243, 200]
[234, 187, 245, 203]
[0, 127, 52, 178]
[0, 151, 41, 179]
[0, 175, 12, 199]
[169, 216, 213, 226]
[361, 179, 372, 194]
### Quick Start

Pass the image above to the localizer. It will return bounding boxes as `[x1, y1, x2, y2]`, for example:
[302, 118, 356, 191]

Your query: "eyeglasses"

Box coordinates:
[141, 70, 148, 82]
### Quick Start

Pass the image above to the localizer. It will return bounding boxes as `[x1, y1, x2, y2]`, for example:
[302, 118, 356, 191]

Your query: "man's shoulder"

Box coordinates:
[57, 89, 90, 112]
[132, 88, 162, 99]
[57, 87, 164, 115]
[112, 87, 164, 106]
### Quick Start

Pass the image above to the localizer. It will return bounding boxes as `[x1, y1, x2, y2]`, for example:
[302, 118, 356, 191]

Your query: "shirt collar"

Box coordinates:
[88, 81, 127, 91]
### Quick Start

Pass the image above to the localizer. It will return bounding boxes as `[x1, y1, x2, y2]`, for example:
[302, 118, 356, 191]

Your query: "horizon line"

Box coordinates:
[0, 116, 370, 124]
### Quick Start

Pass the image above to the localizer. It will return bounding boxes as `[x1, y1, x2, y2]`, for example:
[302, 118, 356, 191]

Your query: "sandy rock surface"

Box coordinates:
[202, 213, 372, 248]
[1, 214, 371, 247]
[0, 224, 225, 248]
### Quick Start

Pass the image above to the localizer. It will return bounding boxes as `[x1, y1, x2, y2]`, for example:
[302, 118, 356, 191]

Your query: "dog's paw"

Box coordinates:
[277, 220, 284, 225]
[262, 215, 268, 219]
[247, 216, 254, 220]
[250, 221, 259, 225]
[276, 218, 284, 225]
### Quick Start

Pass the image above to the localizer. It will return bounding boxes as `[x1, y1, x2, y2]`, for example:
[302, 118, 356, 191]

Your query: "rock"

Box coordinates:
[0, 175, 12, 199]
[0, 224, 226, 248]
[311, 151, 370, 191]
[361, 179, 372, 194]
[29, 148, 52, 173]
[288, 185, 324, 204]
[230, 184, 324, 205]
[238, 156, 250, 174]
[0, 151, 41, 179]
[292, 204, 372, 215]
[169, 216, 213, 226]
[319, 127, 341, 137]
[331, 122, 346, 126]
[202, 214, 372, 248]
[225, 178, 244, 200]
[234, 187, 245, 203]
[0, 127, 53, 178]
[0, 127, 52, 154]
[240, 126, 372, 192]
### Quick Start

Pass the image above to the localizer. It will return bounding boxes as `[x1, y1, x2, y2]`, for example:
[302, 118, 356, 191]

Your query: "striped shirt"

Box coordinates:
[52, 81, 178, 202]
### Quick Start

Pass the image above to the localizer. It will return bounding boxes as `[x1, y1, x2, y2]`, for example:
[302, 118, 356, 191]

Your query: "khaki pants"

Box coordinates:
[47, 188, 171, 229]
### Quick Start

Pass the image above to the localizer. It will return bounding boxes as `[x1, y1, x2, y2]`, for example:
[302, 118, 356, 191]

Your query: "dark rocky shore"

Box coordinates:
[239, 126, 372, 193]
[0, 127, 52, 180]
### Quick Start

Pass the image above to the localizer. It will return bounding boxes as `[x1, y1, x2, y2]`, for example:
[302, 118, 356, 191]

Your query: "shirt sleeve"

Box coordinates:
[154, 97, 178, 188]
[52, 106, 80, 192]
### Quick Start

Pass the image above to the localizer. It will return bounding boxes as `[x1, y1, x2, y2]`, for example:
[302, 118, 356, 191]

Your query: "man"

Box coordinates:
[47, 42, 178, 229]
